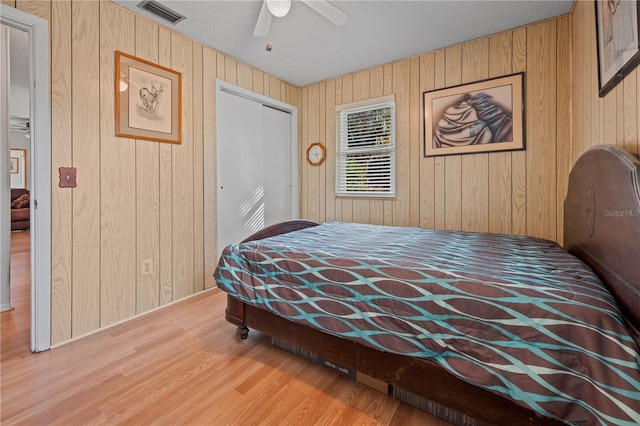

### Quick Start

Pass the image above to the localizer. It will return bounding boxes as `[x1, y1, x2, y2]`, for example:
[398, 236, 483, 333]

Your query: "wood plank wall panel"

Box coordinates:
[216, 52, 225, 81]
[134, 16, 161, 313]
[318, 82, 328, 222]
[443, 46, 463, 232]
[16, 0, 49, 20]
[460, 39, 489, 233]
[300, 86, 308, 223]
[71, 0, 101, 337]
[556, 16, 571, 247]
[433, 51, 446, 231]
[306, 84, 320, 224]
[526, 20, 558, 242]
[408, 57, 421, 228]
[572, 1, 639, 171]
[237, 61, 252, 91]
[192, 43, 204, 294]
[584, 0, 598, 157]
[340, 74, 353, 223]
[511, 27, 528, 236]
[393, 59, 411, 227]
[604, 88, 617, 146]
[50, 0, 72, 344]
[333, 77, 343, 222]
[317, 81, 327, 224]
[8, 0, 299, 345]
[623, 71, 637, 155]
[488, 32, 513, 235]
[419, 54, 435, 230]
[203, 47, 217, 290]
[271, 76, 283, 102]
[301, 15, 574, 247]
[324, 78, 337, 223]
[158, 27, 173, 307]
[263, 72, 270, 97]
[171, 33, 195, 302]
[382, 64, 394, 226]
[572, 2, 586, 163]
[99, 1, 136, 327]
[224, 56, 237, 85]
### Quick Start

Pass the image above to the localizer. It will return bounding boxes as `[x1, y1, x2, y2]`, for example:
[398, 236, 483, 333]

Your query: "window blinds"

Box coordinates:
[336, 100, 395, 197]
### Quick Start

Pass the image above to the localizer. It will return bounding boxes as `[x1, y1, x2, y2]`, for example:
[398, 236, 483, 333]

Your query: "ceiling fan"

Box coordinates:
[10, 116, 30, 138]
[253, 0, 348, 37]
[10, 116, 29, 131]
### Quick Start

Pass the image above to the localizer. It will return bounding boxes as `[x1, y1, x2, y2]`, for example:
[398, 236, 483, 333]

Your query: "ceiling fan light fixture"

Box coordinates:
[266, 0, 291, 18]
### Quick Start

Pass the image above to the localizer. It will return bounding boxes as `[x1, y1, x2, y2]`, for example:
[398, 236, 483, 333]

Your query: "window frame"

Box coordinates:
[335, 95, 396, 198]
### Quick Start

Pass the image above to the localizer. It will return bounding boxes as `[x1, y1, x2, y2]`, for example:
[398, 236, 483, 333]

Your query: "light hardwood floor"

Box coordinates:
[1, 231, 447, 425]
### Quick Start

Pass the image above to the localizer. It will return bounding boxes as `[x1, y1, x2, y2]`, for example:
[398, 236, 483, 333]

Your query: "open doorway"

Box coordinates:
[1, 5, 51, 353]
[2, 24, 32, 358]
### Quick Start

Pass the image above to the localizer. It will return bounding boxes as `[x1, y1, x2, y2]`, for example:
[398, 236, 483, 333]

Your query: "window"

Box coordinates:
[336, 96, 395, 197]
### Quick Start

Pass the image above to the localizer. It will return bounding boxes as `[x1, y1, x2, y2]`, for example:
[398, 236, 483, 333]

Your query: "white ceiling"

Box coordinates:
[112, 0, 573, 87]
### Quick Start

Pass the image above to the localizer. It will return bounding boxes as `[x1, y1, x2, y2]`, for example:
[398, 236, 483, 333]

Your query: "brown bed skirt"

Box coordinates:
[226, 295, 564, 426]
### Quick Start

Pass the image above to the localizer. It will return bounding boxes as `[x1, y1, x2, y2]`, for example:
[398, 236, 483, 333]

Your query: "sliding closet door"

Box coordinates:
[217, 90, 264, 254]
[262, 105, 292, 228]
[216, 90, 294, 255]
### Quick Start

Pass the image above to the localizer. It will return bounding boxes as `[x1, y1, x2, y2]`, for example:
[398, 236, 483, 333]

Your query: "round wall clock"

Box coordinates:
[306, 142, 326, 166]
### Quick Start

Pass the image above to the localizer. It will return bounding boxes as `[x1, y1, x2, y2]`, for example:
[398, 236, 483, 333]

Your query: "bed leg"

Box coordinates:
[239, 326, 249, 339]
[226, 296, 249, 339]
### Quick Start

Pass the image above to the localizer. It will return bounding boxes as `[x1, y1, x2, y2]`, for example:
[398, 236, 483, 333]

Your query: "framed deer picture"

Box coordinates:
[115, 51, 182, 144]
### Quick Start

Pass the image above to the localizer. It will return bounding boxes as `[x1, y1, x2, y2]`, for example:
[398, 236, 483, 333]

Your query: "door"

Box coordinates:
[216, 84, 296, 255]
[216, 90, 265, 252]
[1, 5, 51, 352]
[262, 105, 292, 228]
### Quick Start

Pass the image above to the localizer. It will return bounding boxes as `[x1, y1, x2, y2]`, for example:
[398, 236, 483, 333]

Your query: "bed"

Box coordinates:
[214, 144, 640, 425]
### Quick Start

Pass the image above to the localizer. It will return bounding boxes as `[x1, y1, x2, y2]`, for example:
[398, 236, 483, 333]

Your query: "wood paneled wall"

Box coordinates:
[9, 0, 635, 348]
[300, 16, 571, 245]
[6, 0, 299, 345]
[571, 0, 640, 161]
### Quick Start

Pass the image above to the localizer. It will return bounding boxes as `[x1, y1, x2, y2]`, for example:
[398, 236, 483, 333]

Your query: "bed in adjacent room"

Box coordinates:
[214, 144, 640, 425]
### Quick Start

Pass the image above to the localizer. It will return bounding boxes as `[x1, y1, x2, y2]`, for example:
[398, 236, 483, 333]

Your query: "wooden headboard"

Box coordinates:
[564, 144, 640, 335]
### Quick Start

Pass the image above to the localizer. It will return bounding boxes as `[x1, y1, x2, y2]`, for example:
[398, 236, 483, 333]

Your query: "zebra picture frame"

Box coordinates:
[115, 51, 182, 144]
[423, 72, 525, 157]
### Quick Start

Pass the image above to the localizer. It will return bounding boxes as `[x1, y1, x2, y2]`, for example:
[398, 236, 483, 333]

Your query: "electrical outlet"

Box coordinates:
[141, 259, 152, 276]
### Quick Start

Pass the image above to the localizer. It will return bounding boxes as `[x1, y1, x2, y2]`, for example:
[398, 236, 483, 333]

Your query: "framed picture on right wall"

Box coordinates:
[595, 0, 640, 97]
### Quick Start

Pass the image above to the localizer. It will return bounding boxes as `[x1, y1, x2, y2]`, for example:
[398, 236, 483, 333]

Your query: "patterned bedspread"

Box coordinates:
[214, 222, 640, 425]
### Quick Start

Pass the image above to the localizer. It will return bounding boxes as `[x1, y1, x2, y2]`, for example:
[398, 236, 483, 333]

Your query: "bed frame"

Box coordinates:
[223, 145, 640, 425]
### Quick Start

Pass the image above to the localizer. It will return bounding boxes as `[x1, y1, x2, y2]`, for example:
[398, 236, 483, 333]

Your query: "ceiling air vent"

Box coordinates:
[137, 1, 186, 25]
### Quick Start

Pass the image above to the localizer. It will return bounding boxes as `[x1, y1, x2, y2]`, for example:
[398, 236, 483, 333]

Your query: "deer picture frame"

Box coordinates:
[115, 51, 182, 144]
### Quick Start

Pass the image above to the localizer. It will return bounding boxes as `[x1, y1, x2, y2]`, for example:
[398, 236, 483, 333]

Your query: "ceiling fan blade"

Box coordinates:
[301, 0, 347, 27]
[253, 0, 273, 37]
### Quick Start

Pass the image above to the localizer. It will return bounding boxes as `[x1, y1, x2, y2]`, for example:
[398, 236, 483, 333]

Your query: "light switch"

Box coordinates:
[59, 167, 77, 188]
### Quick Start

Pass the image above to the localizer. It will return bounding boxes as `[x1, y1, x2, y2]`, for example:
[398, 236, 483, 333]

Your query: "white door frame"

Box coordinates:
[1, 21, 11, 313]
[1, 5, 52, 352]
